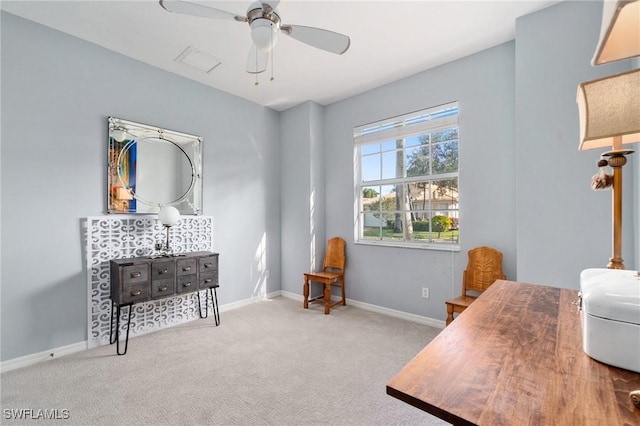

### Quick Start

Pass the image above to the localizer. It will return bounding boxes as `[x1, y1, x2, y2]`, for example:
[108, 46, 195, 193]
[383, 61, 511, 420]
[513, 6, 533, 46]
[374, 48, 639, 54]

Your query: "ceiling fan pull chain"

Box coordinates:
[270, 26, 275, 82]
[255, 48, 260, 86]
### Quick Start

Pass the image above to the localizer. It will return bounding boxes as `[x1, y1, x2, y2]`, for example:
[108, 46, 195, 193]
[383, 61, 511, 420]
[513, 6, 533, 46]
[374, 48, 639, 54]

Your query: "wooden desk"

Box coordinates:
[387, 280, 640, 425]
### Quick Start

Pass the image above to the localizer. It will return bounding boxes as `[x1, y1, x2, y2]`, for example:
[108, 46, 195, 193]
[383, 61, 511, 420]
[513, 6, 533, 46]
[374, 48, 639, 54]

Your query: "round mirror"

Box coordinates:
[108, 117, 203, 215]
[117, 137, 195, 207]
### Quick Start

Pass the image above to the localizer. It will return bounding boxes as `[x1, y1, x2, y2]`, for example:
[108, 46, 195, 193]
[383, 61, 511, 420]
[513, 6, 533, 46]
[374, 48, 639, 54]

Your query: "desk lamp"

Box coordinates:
[577, 0, 640, 408]
[577, 69, 640, 269]
[578, 0, 640, 269]
[157, 205, 181, 255]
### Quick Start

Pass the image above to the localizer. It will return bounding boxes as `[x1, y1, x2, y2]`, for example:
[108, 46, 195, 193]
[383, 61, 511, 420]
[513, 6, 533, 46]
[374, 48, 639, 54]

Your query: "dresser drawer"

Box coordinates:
[151, 278, 175, 299]
[200, 274, 219, 289]
[177, 275, 197, 294]
[122, 265, 148, 284]
[176, 258, 197, 276]
[121, 283, 149, 304]
[200, 256, 218, 274]
[151, 261, 174, 279]
[110, 252, 218, 308]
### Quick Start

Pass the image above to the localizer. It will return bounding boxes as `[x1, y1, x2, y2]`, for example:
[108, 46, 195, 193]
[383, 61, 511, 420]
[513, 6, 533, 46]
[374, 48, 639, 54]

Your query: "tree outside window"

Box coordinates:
[355, 102, 459, 248]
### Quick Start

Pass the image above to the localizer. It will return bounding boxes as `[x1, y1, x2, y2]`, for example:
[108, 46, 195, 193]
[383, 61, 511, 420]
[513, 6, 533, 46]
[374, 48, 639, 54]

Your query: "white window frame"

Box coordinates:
[354, 102, 460, 250]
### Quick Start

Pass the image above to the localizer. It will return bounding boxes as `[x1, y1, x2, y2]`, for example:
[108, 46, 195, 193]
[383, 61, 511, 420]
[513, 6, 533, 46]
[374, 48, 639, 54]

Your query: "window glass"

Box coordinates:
[354, 102, 459, 249]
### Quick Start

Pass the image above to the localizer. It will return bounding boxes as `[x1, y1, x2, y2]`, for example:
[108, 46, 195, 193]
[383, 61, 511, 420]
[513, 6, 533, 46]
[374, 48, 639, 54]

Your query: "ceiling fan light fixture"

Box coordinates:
[251, 18, 277, 51]
[159, 0, 351, 80]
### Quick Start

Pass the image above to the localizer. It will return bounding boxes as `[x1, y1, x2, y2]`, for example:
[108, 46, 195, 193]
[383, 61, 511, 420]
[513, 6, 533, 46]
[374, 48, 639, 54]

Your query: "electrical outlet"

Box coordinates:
[422, 287, 429, 299]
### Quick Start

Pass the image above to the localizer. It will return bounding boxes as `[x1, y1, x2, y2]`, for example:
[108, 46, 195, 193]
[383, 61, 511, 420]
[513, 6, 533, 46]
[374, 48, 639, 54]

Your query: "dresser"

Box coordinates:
[109, 251, 219, 355]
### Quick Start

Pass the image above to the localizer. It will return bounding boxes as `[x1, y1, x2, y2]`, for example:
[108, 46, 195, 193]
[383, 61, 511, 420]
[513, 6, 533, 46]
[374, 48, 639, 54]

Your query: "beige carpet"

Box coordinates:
[1, 297, 448, 425]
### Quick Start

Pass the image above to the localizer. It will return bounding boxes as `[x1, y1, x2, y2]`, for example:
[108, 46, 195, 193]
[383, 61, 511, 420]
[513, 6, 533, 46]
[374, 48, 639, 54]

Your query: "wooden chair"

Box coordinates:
[445, 246, 506, 326]
[303, 237, 346, 314]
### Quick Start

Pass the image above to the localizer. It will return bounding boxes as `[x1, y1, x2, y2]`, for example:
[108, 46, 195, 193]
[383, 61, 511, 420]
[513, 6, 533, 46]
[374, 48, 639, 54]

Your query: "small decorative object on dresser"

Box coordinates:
[156, 205, 181, 255]
[110, 251, 219, 355]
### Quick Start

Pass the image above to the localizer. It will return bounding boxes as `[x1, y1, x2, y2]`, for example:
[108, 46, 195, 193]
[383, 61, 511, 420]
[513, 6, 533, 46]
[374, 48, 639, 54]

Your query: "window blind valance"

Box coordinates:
[354, 102, 459, 146]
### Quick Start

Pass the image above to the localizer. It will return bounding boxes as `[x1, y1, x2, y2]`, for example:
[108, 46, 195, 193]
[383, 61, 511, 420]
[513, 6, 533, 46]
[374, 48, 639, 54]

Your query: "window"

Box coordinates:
[354, 102, 459, 249]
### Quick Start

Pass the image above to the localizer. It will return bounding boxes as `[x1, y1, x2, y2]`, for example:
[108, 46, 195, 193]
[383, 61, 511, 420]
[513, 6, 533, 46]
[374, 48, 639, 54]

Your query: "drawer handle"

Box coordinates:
[130, 289, 142, 296]
[130, 271, 142, 278]
[159, 268, 169, 275]
[182, 282, 192, 288]
[204, 278, 212, 284]
[158, 285, 168, 292]
[182, 266, 192, 271]
[204, 263, 213, 268]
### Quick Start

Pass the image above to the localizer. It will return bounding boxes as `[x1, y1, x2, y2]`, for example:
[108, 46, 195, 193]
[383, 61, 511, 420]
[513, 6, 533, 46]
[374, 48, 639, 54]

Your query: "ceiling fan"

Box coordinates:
[159, 0, 351, 78]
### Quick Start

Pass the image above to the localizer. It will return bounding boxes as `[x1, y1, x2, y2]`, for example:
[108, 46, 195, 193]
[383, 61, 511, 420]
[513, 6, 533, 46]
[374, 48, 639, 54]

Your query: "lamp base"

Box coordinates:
[607, 257, 625, 270]
[600, 149, 634, 270]
[601, 148, 634, 158]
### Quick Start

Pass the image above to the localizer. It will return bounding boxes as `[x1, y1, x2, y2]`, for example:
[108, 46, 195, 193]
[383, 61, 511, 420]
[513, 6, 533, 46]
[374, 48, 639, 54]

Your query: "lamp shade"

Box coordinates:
[158, 205, 180, 227]
[592, 0, 640, 65]
[577, 69, 640, 150]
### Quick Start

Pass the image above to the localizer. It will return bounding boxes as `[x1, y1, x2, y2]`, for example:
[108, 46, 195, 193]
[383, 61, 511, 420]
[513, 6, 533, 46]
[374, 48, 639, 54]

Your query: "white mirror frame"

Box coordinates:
[107, 117, 203, 215]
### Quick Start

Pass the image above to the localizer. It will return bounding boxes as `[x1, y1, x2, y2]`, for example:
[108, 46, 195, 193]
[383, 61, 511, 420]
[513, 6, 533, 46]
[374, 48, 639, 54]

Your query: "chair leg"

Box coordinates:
[341, 279, 346, 306]
[324, 283, 331, 314]
[303, 277, 310, 309]
[446, 304, 454, 326]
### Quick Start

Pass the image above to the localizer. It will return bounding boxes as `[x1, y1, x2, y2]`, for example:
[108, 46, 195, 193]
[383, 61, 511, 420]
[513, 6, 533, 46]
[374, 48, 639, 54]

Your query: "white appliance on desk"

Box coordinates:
[580, 268, 640, 373]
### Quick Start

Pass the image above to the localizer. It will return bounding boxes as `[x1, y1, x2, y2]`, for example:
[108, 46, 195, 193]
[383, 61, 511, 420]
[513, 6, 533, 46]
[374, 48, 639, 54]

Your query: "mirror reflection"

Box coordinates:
[108, 117, 203, 215]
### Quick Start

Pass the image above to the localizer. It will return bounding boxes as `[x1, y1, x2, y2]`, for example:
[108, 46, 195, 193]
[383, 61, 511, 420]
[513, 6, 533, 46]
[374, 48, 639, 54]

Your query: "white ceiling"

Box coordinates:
[1, 0, 558, 111]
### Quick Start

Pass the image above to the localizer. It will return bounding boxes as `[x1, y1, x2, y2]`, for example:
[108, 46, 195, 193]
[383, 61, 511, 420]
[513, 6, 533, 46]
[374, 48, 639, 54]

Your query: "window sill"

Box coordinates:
[354, 240, 460, 252]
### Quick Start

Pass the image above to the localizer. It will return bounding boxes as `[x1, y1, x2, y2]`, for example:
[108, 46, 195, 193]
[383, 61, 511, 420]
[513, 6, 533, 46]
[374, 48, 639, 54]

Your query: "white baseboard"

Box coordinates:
[220, 290, 283, 311]
[1, 290, 441, 372]
[279, 290, 445, 329]
[1, 292, 284, 372]
[0, 341, 87, 373]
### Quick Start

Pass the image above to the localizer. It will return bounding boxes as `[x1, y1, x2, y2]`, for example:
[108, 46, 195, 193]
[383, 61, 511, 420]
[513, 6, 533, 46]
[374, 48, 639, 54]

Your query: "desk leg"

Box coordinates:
[197, 288, 220, 326]
[109, 301, 117, 344]
[211, 287, 220, 326]
[197, 290, 208, 319]
[113, 304, 132, 356]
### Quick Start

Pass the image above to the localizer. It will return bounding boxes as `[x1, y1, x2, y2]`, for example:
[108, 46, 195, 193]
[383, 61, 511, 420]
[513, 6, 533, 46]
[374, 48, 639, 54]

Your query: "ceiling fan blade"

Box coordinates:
[159, 0, 245, 22]
[246, 44, 269, 74]
[281, 25, 350, 55]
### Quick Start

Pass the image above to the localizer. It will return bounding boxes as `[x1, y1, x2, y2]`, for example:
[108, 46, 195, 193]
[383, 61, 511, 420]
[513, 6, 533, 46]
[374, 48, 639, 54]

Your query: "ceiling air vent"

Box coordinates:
[174, 46, 222, 73]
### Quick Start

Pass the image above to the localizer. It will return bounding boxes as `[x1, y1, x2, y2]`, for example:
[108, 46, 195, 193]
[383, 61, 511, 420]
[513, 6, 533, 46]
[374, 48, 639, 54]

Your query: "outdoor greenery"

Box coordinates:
[358, 105, 459, 244]
[406, 128, 459, 201]
[430, 215, 452, 237]
[363, 227, 459, 242]
[362, 128, 459, 241]
[362, 188, 378, 198]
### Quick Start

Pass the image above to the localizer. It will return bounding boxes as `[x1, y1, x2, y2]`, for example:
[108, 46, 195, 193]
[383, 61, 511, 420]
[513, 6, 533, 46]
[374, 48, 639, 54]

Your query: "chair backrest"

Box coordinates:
[323, 237, 346, 273]
[463, 246, 505, 294]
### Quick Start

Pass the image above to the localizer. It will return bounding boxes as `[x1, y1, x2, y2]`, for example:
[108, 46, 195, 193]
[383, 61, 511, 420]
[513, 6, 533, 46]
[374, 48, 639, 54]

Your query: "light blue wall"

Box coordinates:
[318, 0, 638, 319]
[515, 0, 636, 287]
[3, 1, 639, 362]
[0, 12, 281, 361]
[322, 42, 517, 320]
[279, 101, 325, 295]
